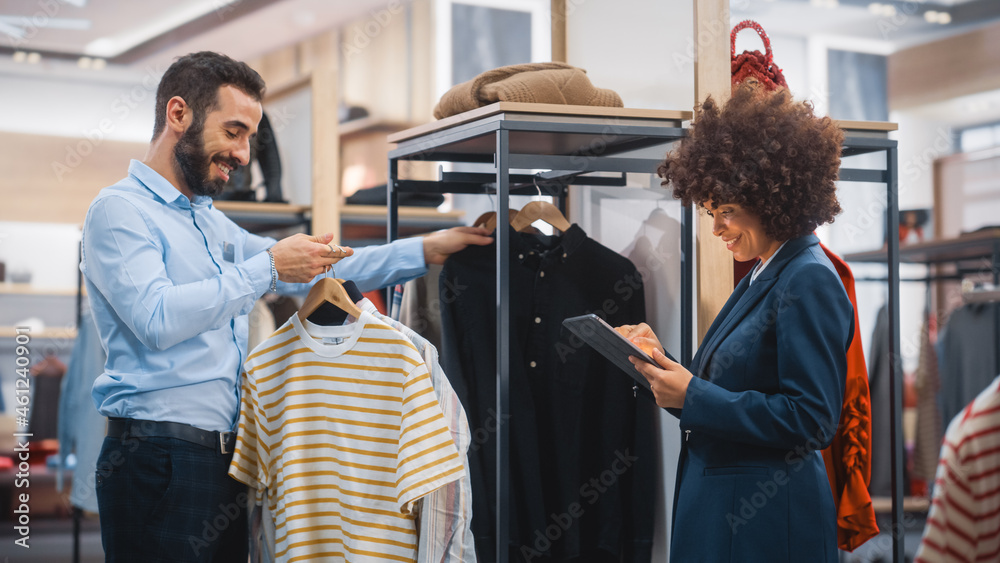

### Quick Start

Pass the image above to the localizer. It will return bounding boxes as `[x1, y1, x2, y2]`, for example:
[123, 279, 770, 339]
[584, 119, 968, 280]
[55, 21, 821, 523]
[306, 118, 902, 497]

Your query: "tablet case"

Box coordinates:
[562, 314, 676, 395]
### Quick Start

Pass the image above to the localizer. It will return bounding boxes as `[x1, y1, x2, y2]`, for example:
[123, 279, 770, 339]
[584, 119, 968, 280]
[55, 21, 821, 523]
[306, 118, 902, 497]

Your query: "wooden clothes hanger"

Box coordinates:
[474, 209, 521, 233]
[298, 275, 364, 324]
[510, 201, 571, 233]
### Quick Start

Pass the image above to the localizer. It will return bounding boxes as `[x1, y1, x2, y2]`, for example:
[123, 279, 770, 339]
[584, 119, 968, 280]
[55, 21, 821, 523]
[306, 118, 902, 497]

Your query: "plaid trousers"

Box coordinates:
[96, 435, 248, 562]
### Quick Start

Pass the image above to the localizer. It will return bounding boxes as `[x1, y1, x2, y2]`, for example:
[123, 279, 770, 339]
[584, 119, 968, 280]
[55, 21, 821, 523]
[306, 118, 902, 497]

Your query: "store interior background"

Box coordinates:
[1, 0, 998, 560]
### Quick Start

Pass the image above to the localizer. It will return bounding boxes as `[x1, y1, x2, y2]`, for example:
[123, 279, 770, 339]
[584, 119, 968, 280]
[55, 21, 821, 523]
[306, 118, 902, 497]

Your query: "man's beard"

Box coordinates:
[173, 121, 233, 198]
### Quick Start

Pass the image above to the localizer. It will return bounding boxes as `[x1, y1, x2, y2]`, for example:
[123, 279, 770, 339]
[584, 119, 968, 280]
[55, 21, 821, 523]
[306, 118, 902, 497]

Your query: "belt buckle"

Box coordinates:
[219, 432, 233, 454]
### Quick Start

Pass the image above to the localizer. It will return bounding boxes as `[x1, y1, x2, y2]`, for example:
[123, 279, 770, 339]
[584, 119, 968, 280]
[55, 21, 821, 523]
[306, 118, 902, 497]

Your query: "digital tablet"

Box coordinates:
[562, 314, 676, 394]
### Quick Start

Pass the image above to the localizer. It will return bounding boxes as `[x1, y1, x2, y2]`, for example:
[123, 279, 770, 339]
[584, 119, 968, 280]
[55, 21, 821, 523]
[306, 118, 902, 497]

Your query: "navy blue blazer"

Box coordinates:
[670, 234, 853, 563]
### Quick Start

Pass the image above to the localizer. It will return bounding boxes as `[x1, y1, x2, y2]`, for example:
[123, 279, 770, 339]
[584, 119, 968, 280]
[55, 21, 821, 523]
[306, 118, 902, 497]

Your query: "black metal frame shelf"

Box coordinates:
[385, 103, 902, 562]
[845, 228, 1000, 380]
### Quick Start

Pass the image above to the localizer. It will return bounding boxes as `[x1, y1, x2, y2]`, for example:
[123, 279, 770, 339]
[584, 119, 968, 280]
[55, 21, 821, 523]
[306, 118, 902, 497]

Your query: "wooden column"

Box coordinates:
[551, 0, 567, 63]
[308, 31, 341, 239]
[693, 0, 733, 342]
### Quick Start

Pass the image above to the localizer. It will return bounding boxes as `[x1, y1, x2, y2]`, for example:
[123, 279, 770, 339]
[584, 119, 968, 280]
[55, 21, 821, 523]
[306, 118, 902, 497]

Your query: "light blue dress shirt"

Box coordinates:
[82, 160, 427, 432]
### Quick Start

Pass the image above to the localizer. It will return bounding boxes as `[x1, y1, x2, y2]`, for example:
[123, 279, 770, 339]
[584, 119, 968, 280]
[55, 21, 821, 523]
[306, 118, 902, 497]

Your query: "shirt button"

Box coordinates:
[529, 361, 537, 368]
[518, 254, 524, 260]
[534, 317, 541, 324]
[540, 271, 546, 278]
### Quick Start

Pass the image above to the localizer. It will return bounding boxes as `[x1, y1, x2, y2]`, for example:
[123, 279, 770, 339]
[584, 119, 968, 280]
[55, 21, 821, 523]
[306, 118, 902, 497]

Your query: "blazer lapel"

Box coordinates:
[691, 234, 820, 379]
[694, 277, 776, 378]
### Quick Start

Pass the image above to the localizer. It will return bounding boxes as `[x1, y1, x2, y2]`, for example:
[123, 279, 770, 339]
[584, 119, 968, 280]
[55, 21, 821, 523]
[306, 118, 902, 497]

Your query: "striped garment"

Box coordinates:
[916, 376, 1000, 563]
[357, 299, 477, 563]
[229, 310, 465, 563]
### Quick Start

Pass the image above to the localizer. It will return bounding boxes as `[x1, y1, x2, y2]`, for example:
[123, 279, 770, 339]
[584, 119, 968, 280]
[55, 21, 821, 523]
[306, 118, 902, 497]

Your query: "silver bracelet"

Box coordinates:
[265, 248, 277, 292]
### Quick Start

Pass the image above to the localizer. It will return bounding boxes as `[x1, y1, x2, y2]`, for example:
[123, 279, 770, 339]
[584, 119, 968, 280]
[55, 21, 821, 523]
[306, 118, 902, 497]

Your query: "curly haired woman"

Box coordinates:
[617, 85, 852, 562]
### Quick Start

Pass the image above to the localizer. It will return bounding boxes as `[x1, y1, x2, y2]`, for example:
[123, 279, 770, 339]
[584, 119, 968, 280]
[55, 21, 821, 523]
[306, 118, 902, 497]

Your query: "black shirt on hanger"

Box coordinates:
[439, 224, 656, 563]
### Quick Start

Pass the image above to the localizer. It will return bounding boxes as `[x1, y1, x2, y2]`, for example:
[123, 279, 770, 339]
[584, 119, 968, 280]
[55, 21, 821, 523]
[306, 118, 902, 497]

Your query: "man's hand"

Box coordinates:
[422, 226, 493, 265]
[630, 349, 693, 410]
[268, 232, 353, 283]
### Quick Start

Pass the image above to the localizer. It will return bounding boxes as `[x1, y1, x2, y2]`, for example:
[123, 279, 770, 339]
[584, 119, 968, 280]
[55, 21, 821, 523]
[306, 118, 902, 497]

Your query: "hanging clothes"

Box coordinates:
[398, 263, 445, 351]
[915, 376, 1000, 562]
[439, 225, 655, 562]
[245, 299, 276, 563]
[357, 298, 477, 563]
[817, 243, 879, 551]
[229, 310, 464, 563]
[912, 315, 943, 485]
[937, 302, 1000, 427]
[29, 354, 66, 441]
[56, 307, 108, 513]
[868, 304, 908, 498]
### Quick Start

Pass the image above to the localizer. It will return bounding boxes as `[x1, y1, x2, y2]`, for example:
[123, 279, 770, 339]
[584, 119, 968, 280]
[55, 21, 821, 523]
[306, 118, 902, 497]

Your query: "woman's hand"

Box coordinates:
[615, 323, 663, 358]
[630, 349, 693, 410]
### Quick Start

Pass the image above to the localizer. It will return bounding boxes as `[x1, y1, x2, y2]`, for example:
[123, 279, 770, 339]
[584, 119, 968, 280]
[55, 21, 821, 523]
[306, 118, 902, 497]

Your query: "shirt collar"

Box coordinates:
[749, 240, 789, 286]
[507, 223, 587, 258]
[128, 159, 213, 209]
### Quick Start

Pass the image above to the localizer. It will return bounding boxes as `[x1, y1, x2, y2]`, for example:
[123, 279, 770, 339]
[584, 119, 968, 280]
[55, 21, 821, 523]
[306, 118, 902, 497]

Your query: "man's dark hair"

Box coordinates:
[151, 51, 265, 141]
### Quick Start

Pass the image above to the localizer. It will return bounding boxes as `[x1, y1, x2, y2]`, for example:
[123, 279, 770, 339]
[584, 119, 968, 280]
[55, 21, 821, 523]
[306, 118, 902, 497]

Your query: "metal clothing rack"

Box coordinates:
[846, 228, 1000, 385]
[385, 102, 902, 562]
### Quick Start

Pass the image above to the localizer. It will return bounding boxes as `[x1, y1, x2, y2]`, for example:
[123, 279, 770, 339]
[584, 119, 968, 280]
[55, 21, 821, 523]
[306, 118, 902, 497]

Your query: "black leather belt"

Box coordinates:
[107, 418, 236, 455]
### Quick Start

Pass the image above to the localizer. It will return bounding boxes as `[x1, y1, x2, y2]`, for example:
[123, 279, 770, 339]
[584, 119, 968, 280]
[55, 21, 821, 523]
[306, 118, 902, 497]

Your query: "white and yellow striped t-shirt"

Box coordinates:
[228, 310, 465, 563]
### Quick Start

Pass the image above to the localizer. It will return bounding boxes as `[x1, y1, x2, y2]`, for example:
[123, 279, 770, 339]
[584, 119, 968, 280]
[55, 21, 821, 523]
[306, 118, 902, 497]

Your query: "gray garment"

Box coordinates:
[938, 303, 1000, 427]
[868, 304, 893, 498]
[399, 263, 444, 352]
[57, 308, 108, 513]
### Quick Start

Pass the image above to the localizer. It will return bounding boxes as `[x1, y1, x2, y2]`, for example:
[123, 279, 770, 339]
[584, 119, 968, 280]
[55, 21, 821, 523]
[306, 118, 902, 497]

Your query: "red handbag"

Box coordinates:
[730, 20, 788, 91]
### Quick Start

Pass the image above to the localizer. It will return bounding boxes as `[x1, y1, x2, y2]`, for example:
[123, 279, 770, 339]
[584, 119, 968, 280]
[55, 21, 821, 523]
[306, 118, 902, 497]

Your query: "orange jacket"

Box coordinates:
[819, 243, 879, 551]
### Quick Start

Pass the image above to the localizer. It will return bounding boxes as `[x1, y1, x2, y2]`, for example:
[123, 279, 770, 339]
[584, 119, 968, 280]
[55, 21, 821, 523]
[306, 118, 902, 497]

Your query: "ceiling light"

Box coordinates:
[924, 10, 951, 24]
[77, 56, 92, 69]
[883, 4, 896, 17]
[26, 52, 41, 64]
[91, 58, 106, 70]
[868, 3, 883, 15]
[12, 50, 26, 63]
[85, 37, 117, 58]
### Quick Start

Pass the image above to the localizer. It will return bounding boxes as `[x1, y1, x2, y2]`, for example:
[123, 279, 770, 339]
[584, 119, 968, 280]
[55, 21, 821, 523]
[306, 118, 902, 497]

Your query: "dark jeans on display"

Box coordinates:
[95, 435, 249, 563]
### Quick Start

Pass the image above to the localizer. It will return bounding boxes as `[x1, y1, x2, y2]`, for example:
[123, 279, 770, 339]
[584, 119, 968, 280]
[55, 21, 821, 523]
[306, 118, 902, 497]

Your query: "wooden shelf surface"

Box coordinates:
[389, 102, 693, 144]
[0, 284, 79, 297]
[341, 205, 463, 219]
[835, 119, 898, 132]
[871, 496, 931, 514]
[0, 326, 77, 339]
[340, 117, 418, 140]
[212, 201, 311, 215]
[844, 229, 1000, 264]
